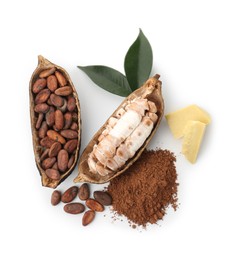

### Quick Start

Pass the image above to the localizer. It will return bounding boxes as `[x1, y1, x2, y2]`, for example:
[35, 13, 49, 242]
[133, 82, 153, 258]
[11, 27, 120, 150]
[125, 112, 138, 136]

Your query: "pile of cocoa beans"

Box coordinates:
[51, 184, 112, 226]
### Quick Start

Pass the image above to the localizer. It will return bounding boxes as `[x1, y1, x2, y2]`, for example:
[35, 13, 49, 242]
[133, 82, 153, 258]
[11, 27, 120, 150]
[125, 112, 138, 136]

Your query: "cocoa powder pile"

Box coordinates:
[107, 149, 178, 227]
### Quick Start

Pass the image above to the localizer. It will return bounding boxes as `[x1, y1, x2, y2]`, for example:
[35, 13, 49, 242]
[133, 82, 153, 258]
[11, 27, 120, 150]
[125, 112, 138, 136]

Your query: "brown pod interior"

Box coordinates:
[74, 75, 164, 184]
[29, 55, 81, 188]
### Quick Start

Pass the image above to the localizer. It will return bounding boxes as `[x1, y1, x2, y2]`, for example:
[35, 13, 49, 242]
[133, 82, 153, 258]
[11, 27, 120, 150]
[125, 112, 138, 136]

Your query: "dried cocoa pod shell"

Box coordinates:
[74, 75, 164, 184]
[29, 55, 81, 188]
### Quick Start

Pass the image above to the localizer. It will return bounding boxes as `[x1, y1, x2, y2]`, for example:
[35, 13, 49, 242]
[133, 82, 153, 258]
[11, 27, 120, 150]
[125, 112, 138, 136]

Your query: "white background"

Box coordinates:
[0, 0, 229, 259]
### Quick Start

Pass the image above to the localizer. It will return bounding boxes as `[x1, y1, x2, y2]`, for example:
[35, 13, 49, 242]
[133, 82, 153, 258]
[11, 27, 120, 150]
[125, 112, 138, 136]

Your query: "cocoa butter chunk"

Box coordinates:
[93, 191, 112, 206]
[29, 56, 81, 188]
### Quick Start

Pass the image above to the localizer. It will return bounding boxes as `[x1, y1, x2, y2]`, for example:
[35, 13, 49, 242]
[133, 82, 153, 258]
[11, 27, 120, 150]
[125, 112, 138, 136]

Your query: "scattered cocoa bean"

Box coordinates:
[47, 75, 58, 92]
[57, 149, 69, 172]
[49, 142, 62, 157]
[60, 129, 78, 139]
[93, 191, 112, 206]
[42, 157, 56, 170]
[34, 103, 49, 113]
[55, 71, 67, 86]
[55, 110, 64, 130]
[45, 168, 60, 180]
[64, 203, 85, 214]
[55, 86, 72, 96]
[39, 67, 56, 78]
[78, 183, 90, 201]
[51, 190, 61, 206]
[35, 89, 50, 104]
[33, 78, 47, 93]
[82, 210, 95, 226]
[85, 198, 104, 212]
[61, 186, 78, 203]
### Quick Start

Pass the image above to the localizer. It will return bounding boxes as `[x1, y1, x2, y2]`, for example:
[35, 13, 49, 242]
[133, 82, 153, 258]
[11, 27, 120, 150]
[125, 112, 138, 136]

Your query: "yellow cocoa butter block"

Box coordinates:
[182, 120, 206, 163]
[165, 105, 211, 139]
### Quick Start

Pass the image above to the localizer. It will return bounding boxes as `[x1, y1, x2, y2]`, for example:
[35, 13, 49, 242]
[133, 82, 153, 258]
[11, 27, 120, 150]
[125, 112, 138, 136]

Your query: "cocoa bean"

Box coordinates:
[85, 198, 104, 212]
[32, 78, 47, 93]
[35, 89, 50, 104]
[35, 113, 44, 129]
[78, 183, 90, 201]
[34, 103, 49, 113]
[47, 130, 66, 144]
[67, 155, 74, 169]
[55, 71, 67, 86]
[47, 98, 53, 106]
[52, 162, 58, 170]
[60, 130, 78, 139]
[38, 121, 48, 139]
[45, 106, 55, 127]
[61, 186, 78, 203]
[70, 122, 78, 130]
[55, 110, 64, 130]
[55, 86, 72, 96]
[42, 157, 56, 170]
[57, 149, 69, 172]
[49, 142, 62, 157]
[67, 96, 76, 112]
[51, 190, 61, 206]
[82, 210, 95, 226]
[47, 75, 58, 92]
[39, 67, 56, 78]
[40, 148, 49, 161]
[45, 169, 60, 180]
[64, 139, 78, 154]
[59, 99, 67, 113]
[64, 203, 85, 214]
[63, 112, 72, 129]
[40, 136, 56, 148]
[50, 93, 64, 107]
[93, 191, 112, 206]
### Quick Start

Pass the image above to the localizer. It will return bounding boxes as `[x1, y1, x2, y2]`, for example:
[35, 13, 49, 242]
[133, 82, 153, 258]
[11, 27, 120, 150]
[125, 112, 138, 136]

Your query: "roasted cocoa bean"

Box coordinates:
[61, 186, 78, 203]
[50, 93, 64, 107]
[33, 78, 47, 93]
[63, 112, 72, 129]
[55, 71, 67, 86]
[68, 155, 75, 169]
[78, 183, 90, 201]
[39, 67, 56, 78]
[40, 136, 56, 148]
[60, 129, 78, 139]
[45, 168, 60, 180]
[45, 106, 55, 126]
[36, 113, 44, 129]
[51, 190, 61, 206]
[35, 89, 50, 104]
[64, 203, 85, 214]
[67, 96, 76, 112]
[54, 110, 64, 130]
[40, 148, 49, 161]
[38, 121, 48, 139]
[64, 139, 78, 154]
[49, 142, 62, 157]
[41, 157, 56, 170]
[93, 191, 112, 206]
[55, 86, 72, 96]
[57, 149, 69, 172]
[47, 75, 58, 92]
[85, 198, 104, 212]
[82, 210, 95, 226]
[34, 103, 49, 113]
[47, 130, 66, 144]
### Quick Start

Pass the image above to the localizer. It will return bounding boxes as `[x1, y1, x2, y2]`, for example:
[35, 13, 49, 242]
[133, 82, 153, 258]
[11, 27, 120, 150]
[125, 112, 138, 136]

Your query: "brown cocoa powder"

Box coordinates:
[107, 149, 178, 227]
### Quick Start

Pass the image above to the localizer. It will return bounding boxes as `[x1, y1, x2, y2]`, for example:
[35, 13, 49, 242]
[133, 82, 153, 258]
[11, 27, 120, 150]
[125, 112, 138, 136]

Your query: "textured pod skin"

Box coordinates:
[74, 75, 163, 184]
[29, 56, 81, 188]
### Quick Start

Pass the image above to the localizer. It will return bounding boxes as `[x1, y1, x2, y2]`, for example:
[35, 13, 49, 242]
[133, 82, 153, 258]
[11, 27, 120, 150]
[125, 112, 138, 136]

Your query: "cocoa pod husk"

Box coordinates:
[29, 55, 81, 188]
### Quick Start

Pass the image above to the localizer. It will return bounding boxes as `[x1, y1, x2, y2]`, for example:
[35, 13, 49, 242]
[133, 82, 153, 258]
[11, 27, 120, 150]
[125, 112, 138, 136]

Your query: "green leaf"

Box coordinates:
[124, 29, 153, 91]
[78, 65, 132, 97]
